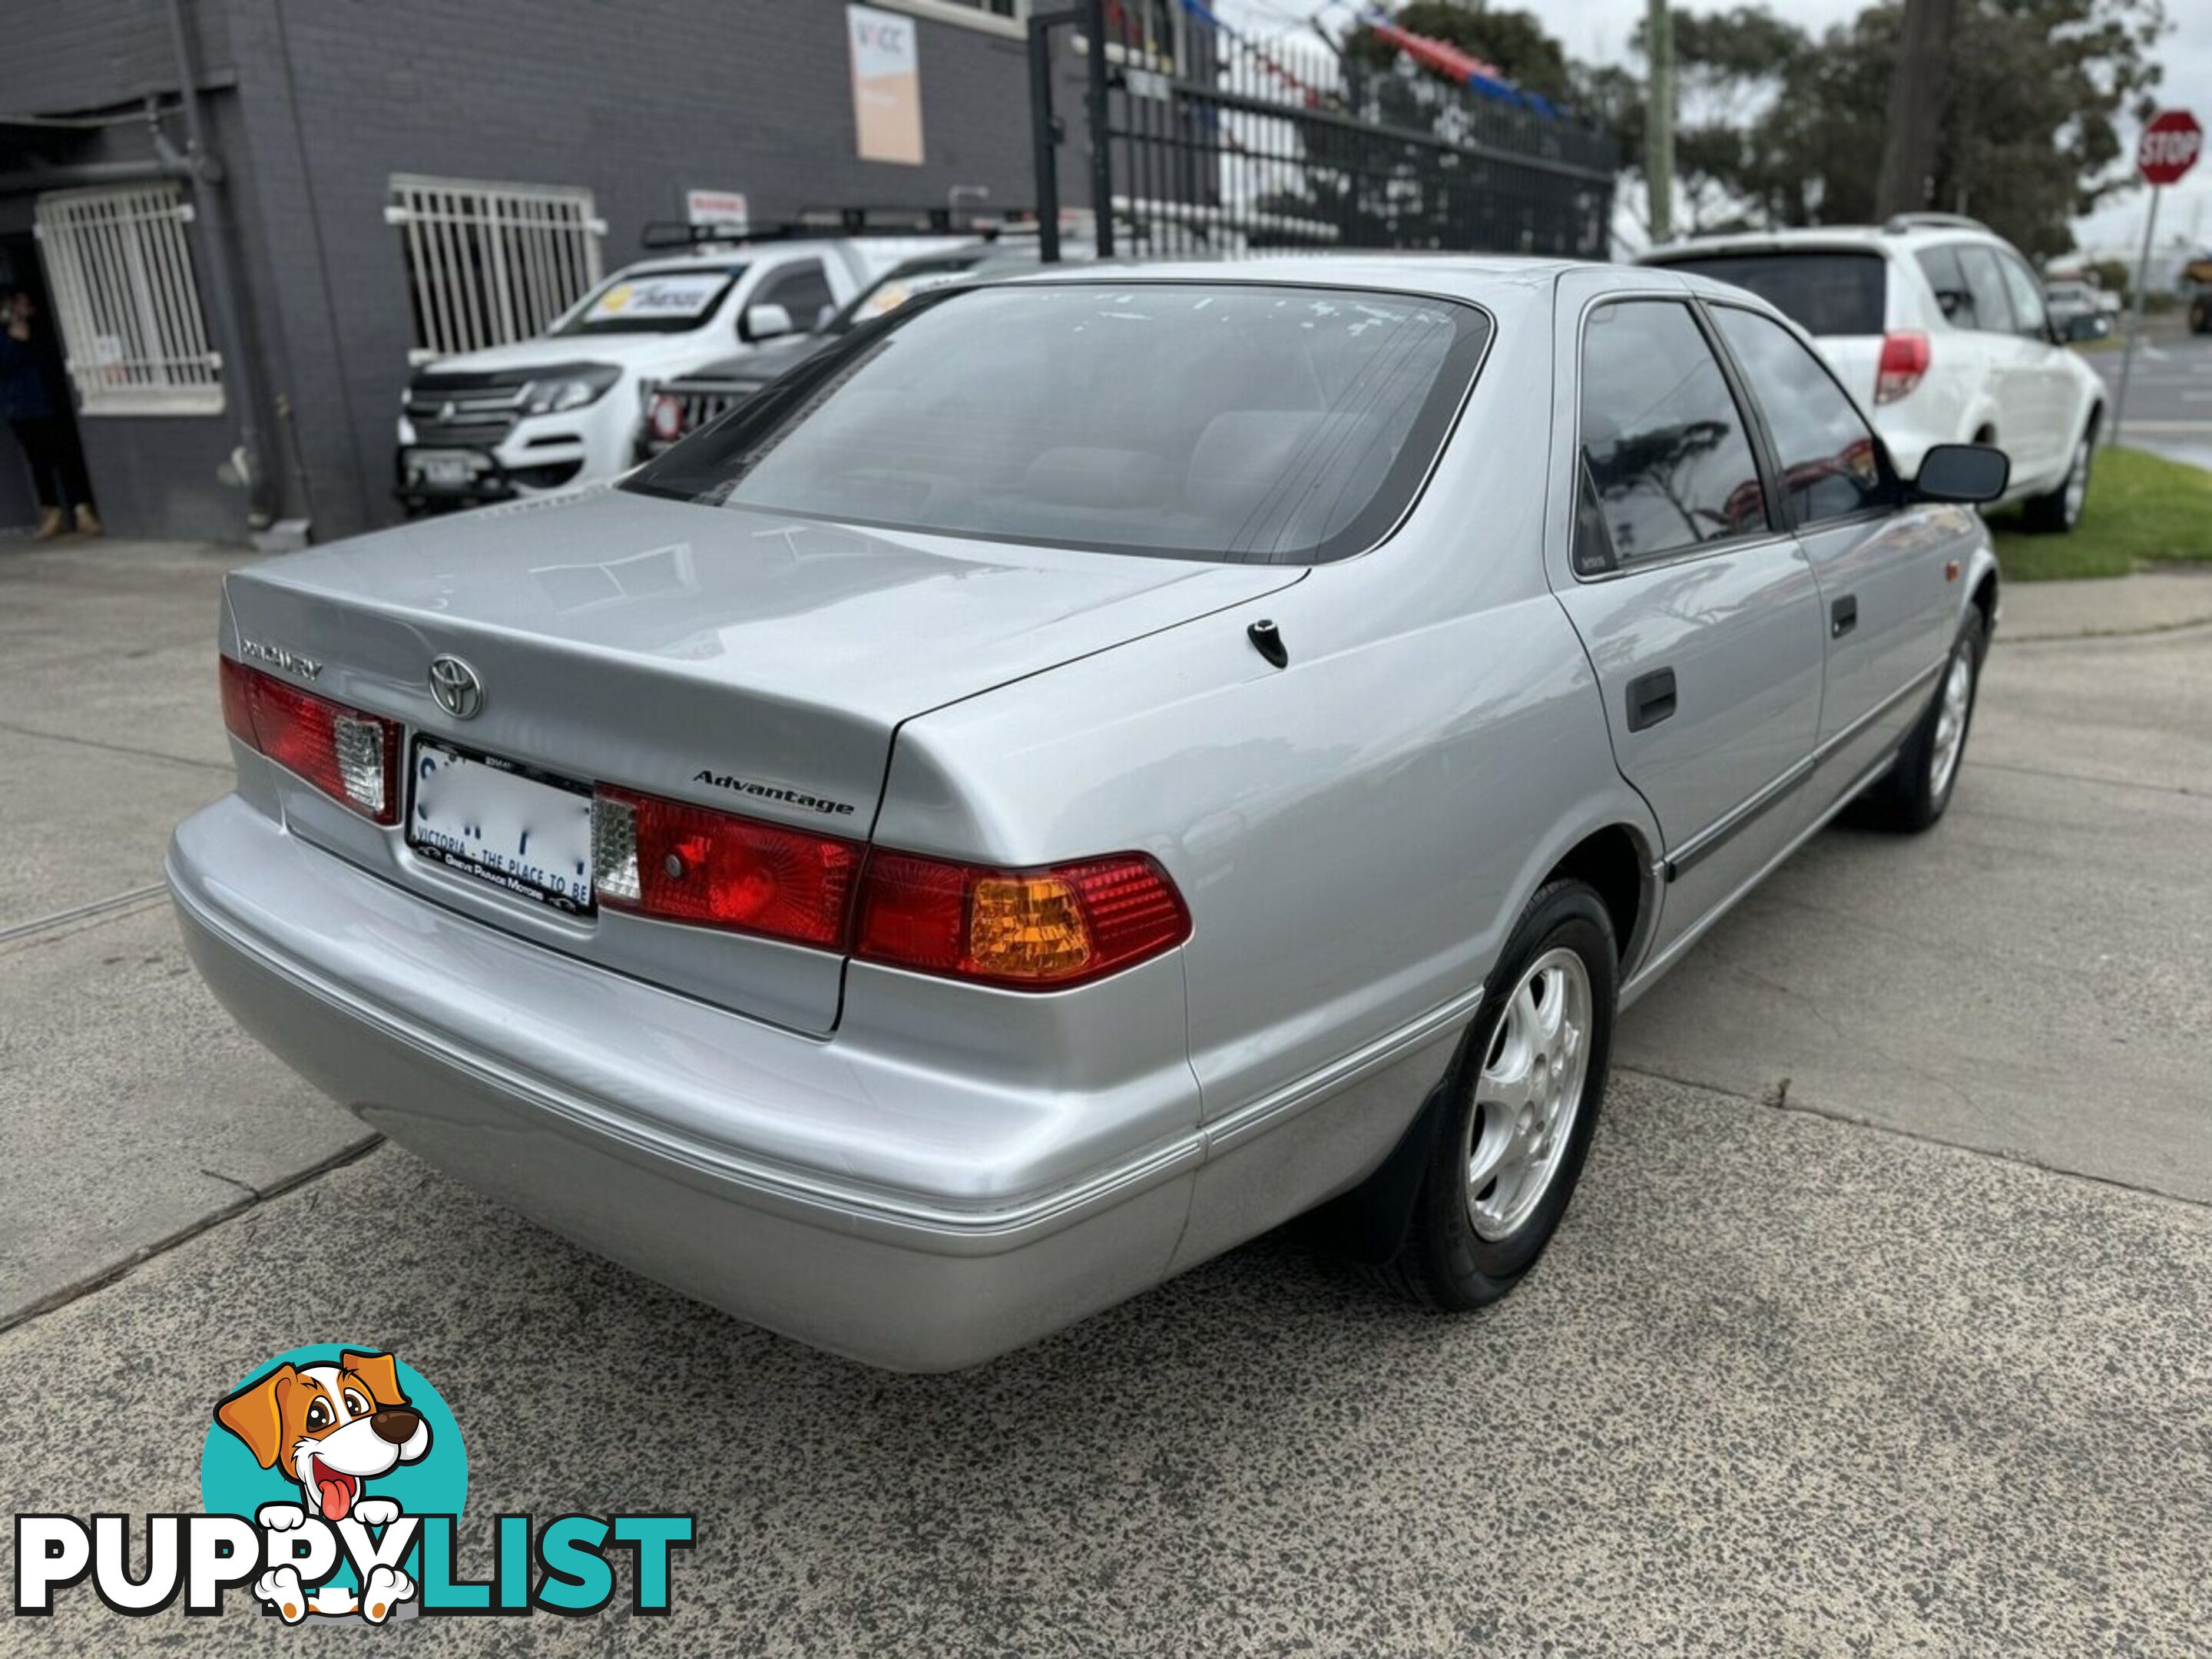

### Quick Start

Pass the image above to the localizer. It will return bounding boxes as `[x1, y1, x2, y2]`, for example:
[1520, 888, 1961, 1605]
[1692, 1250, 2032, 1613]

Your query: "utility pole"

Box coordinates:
[1645, 0, 1674, 241]
[1875, 0, 1958, 219]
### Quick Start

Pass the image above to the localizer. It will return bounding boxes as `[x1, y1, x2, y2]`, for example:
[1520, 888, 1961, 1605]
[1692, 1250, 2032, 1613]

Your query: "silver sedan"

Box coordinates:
[170, 258, 2007, 1370]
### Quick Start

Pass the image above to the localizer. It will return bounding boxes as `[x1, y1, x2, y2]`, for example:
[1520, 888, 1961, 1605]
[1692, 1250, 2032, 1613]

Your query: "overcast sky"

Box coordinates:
[1217, 0, 2212, 256]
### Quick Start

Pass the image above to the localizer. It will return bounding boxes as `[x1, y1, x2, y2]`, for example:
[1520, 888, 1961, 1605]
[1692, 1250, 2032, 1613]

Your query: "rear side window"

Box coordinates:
[1710, 306, 1891, 527]
[628, 283, 1492, 565]
[1995, 255, 2051, 340]
[1578, 300, 1768, 568]
[1915, 246, 1973, 326]
[1651, 253, 1886, 336]
[1954, 247, 2015, 335]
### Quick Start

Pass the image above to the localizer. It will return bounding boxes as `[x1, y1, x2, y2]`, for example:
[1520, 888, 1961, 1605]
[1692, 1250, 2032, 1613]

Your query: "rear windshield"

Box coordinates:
[624, 282, 1491, 564]
[555, 267, 743, 335]
[1655, 252, 1887, 336]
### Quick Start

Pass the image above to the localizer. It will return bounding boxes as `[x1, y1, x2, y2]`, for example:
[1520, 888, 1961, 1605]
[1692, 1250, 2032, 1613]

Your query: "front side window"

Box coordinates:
[1954, 247, 2015, 336]
[1996, 255, 2051, 341]
[752, 262, 836, 333]
[1710, 306, 1890, 527]
[628, 283, 1491, 565]
[1578, 300, 1768, 568]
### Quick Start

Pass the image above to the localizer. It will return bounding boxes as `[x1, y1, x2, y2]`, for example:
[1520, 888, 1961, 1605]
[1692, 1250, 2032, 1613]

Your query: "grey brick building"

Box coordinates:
[0, 0, 1050, 543]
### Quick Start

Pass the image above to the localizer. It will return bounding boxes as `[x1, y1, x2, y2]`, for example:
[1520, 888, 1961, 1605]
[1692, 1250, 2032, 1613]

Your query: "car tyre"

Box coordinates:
[2022, 421, 2095, 532]
[1375, 879, 1617, 1312]
[1852, 608, 1985, 833]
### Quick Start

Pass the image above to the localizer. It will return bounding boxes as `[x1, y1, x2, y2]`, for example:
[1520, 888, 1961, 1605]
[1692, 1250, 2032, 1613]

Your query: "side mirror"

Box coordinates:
[741, 303, 795, 343]
[2062, 311, 2111, 343]
[1913, 442, 2010, 505]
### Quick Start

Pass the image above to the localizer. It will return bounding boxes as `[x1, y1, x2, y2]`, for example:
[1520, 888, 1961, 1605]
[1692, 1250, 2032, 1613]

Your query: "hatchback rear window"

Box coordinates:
[624, 282, 1492, 564]
[1654, 253, 1888, 336]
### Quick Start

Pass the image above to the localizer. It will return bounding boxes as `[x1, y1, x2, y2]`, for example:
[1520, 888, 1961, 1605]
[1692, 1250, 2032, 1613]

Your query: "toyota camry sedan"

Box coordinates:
[170, 258, 2007, 1371]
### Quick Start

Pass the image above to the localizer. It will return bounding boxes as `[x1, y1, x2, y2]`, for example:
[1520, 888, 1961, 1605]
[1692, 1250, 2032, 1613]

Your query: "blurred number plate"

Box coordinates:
[412, 450, 488, 488]
[409, 740, 596, 915]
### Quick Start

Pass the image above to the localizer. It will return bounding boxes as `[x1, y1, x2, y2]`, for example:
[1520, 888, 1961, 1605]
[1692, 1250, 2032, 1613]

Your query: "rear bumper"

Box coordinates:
[166, 796, 1196, 1371]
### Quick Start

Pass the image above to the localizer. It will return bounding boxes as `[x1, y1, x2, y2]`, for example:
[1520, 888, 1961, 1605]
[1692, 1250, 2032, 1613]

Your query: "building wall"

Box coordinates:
[2, 0, 1043, 545]
[225, 0, 1043, 540]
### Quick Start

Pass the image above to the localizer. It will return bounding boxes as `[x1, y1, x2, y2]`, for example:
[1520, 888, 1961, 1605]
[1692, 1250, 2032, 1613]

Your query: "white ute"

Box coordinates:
[395, 233, 944, 512]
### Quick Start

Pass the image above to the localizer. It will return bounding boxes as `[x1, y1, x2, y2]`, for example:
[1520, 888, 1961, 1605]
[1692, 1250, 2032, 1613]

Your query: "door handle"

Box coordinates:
[1831, 594, 1859, 638]
[1626, 667, 1677, 732]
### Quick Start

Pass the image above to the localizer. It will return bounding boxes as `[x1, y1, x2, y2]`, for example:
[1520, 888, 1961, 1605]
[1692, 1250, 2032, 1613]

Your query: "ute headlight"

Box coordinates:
[523, 364, 621, 416]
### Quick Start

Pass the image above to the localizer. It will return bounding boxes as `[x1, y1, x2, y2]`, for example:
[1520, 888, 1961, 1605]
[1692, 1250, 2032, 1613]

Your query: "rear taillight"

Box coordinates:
[856, 850, 1190, 989]
[589, 784, 1190, 987]
[1876, 330, 1930, 404]
[591, 786, 862, 947]
[220, 657, 400, 823]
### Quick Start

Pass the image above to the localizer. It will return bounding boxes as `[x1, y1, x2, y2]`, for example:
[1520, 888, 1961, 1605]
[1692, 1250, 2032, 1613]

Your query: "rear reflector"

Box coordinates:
[591, 786, 862, 947]
[220, 657, 399, 823]
[1876, 330, 1931, 404]
[856, 851, 1190, 989]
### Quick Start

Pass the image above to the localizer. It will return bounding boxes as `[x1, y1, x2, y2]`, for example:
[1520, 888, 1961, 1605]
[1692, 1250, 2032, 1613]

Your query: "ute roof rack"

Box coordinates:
[1883, 211, 1992, 236]
[639, 204, 1026, 250]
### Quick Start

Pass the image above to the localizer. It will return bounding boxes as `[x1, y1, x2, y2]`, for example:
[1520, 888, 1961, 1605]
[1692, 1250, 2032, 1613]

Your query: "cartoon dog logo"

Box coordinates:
[214, 1350, 430, 1623]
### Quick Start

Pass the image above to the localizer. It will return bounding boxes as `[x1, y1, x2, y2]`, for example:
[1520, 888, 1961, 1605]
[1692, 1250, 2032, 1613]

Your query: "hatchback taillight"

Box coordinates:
[1876, 330, 1930, 404]
[220, 657, 400, 823]
[589, 784, 1189, 987]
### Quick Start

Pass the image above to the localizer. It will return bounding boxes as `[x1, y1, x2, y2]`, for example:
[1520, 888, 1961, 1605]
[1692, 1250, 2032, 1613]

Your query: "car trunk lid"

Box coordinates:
[222, 488, 1297, 1032]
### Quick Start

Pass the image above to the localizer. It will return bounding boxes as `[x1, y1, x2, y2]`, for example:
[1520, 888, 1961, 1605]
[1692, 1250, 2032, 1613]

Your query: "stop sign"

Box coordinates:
[2138, 110, 2203, 186]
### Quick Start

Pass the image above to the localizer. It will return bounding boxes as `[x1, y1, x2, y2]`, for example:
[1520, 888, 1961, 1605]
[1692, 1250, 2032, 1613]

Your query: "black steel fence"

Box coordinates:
[1031, 2, 1618, 263]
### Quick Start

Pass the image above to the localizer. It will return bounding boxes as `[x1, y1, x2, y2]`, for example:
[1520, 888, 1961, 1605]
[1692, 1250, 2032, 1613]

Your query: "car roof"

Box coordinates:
[992, 251, 1590, 301]
[1640, 220, 2012, 264]
[606, 240, 855, 280]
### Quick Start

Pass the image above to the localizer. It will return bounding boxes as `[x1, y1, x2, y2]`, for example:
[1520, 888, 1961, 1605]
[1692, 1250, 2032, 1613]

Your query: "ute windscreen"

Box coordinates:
[1657, 253, 1888, 336]
[624, 282, 1491, 564]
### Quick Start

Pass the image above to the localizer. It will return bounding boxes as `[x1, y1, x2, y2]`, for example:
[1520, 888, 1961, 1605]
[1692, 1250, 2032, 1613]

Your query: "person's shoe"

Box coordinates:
[34, 506, 65, 540]
[73, 505, 103, 538]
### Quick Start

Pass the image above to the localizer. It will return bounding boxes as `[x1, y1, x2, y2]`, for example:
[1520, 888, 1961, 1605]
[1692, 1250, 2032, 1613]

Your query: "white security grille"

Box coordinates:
[386, 176, 606, 364]
[33, 183, 224, 416]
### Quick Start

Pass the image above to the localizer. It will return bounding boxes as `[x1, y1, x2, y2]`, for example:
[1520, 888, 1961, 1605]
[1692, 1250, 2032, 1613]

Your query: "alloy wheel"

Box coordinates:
[1465, 946, 1593, 1241]
[1928, 647, 1974, 800]
[2063, 438, 2091, 525]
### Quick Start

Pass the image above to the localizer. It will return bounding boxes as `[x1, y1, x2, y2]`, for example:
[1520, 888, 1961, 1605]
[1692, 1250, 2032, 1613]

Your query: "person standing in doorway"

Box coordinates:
[2, 288, 100, 539]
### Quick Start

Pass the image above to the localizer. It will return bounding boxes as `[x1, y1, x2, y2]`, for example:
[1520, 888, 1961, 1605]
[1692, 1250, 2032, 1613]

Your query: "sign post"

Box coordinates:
[2113, 109, 2202, 447]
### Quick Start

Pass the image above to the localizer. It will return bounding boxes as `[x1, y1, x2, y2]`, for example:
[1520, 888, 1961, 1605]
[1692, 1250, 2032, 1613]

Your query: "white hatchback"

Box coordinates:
[1642, 215, 2108, 531]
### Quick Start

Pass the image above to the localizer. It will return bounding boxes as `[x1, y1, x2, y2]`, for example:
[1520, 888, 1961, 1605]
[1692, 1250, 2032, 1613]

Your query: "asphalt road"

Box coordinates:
[2092, 322, 2212, 466]
[2, 538, 2207, 1654]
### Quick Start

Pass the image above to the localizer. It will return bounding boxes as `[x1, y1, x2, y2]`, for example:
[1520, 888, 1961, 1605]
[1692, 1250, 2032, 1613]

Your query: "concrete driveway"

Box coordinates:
[2, 538, 2207, 1654]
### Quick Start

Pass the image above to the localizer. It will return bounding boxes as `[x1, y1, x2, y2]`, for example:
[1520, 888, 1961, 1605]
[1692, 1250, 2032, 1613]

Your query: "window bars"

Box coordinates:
[386, 176, 606, 365]
[32, 182, 224, 416]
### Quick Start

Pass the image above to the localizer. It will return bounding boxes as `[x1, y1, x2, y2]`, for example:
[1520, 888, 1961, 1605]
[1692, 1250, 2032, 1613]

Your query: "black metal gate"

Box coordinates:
[1029, 2, 1616, 264]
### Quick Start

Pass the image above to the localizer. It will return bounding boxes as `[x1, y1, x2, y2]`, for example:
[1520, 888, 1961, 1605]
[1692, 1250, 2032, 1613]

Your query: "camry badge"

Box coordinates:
[428, 655, 484, 720]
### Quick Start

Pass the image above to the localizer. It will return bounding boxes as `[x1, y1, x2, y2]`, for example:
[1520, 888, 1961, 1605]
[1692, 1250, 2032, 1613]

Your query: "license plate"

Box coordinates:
[412, 451, 488, 488]
[407, 740, 596, 915]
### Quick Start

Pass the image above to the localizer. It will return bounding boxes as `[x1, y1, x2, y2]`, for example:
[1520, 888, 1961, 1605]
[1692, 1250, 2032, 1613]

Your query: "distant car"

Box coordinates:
[1641, 215, 2108, 531]
[2184, 251, 2212, 335]
[2042, 280, 2118, 335]
[175, 258, 2008, 1370]
[396, 234, 952, 514]
[638, 238, 1097, 457]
